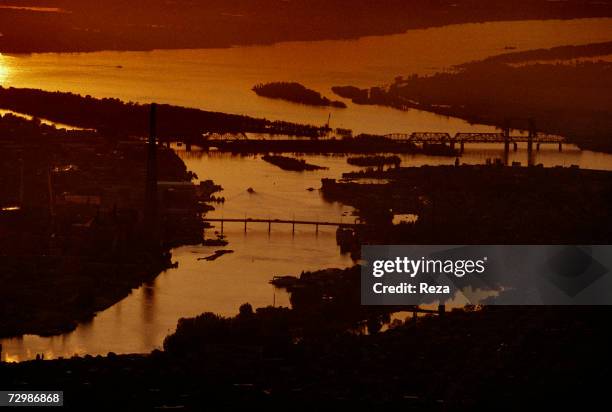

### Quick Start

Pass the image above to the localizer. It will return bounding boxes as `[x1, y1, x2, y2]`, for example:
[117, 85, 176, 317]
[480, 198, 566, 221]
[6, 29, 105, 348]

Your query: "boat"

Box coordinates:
[270, 275, 299, 287]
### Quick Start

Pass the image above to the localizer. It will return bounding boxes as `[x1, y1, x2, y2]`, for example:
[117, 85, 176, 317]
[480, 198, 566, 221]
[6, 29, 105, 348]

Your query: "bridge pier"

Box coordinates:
[460, 141, 465, 153]
[244, 220, 247, 233]
[268, 221, 271, 235]
[536, 143, 541, 151]
[513, 142, 518, 151]
[315, 223, 319, 236]
[292, 220, 295, 235]
[220, 219, 224, 234]
[559, 142, 563, 152]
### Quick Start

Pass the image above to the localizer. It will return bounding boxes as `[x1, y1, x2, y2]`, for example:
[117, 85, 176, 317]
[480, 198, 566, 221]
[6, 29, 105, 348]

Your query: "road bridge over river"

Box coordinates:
[385, 131, 565, 151]
[203, 217, 362, 235]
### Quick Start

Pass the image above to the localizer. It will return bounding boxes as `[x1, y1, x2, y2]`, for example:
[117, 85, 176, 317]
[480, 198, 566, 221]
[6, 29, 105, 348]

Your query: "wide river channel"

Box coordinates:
[2, 18, 612, 361]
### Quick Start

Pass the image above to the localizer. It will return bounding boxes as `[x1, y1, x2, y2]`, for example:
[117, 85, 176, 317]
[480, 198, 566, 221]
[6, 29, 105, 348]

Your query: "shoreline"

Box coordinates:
[331, 43, 612, 153]
[0, 113, 214, 339]
[2, 15, 612, 54]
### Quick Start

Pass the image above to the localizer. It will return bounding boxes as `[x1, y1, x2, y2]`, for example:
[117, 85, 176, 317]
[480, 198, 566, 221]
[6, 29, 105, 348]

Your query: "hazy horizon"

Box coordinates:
[2, 0, 612, 52]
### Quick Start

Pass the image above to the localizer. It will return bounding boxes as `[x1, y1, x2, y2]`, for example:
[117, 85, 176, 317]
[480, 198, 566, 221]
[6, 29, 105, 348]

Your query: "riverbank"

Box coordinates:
[253, 82, 346, 108]
[332, 42, 612, 152]
[322, 164, 612, 252]
[2, 304, 609, 409]
[0, 86, 328, 140]
[0, 114, 212, 338]
[2, 1, 611, 53]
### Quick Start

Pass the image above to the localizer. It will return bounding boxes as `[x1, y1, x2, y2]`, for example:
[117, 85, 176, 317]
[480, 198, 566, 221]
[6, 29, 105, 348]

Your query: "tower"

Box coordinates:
[144, 103, 158, 238]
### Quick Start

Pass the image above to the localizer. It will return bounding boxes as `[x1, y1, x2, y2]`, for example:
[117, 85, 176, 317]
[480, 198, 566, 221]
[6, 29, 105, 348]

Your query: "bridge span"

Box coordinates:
[169, 124, 566, 166]
[385, 131, 565, 151]
[204, 217, 362, 235]
[385, 128, 565, 166]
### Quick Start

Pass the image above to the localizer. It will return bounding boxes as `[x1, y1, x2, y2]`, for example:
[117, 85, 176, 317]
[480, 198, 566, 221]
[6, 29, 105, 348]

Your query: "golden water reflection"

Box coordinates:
[1, 18, 612, 134]
[2, 18, 612, 361]
[0, 53, 11, 83]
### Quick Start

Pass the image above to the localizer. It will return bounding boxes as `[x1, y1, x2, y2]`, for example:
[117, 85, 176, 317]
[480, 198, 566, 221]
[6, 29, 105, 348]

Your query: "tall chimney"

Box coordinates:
[144, 103, 158, 238]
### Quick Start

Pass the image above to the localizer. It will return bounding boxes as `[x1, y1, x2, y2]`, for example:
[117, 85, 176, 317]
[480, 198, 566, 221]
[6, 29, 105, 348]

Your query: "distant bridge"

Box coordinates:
[203, 217, 362, 234]
[387, 128, 566, 166]
[175, 130, 565, 151]
[171, 126, 566, 167]
[385, 131, 565, 150]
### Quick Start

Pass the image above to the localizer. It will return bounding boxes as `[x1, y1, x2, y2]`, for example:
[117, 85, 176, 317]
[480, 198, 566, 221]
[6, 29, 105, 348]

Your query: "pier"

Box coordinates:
[203, 217, 362, 235]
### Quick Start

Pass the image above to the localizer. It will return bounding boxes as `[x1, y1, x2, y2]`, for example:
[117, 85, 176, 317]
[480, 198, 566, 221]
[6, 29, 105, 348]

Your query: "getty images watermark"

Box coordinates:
[361, 245, 612, 305]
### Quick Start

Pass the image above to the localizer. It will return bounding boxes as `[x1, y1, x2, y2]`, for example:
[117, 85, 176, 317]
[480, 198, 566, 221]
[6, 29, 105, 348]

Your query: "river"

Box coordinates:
[2, 18, 612, 134]
[2, 18, 612, 361]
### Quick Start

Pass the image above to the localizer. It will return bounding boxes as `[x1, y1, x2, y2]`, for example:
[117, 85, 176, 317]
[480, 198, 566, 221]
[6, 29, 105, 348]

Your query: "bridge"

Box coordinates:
[385, 131, 565, 150]
[203, 217, 362, 235]
[175, 129, 565, 151]
[385, 128, 565, 166]
[169, 121, 566, 167]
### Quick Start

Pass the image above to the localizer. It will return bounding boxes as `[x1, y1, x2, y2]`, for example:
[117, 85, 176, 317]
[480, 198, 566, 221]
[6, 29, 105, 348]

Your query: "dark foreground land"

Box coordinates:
[1, 0, 611, 53]
[323, 164, 612, 253]
[333, 42, 612, 152]
[2, 164, 612, 409]
[0, 86, 327, 139]
[0, 113, 212, 337]
[2, 298, 611, 409]
[0, 87, 458, 155]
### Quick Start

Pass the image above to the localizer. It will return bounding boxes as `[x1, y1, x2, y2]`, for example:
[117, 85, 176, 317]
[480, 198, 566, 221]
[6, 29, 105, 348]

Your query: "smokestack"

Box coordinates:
[144, 103, 158, 238]
[149, 103, 157, 146]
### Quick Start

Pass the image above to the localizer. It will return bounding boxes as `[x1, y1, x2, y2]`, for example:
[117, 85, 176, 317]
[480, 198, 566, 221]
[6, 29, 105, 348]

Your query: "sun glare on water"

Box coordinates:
[0, 53, 11, 83]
